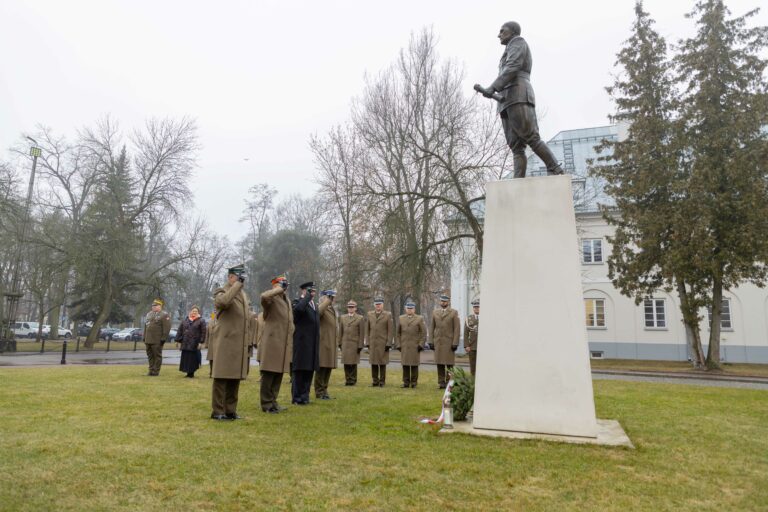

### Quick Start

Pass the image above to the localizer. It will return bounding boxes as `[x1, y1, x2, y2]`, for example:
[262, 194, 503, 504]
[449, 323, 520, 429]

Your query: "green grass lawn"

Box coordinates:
[0, 367, 766, 511]
[590, 358, 768, 378]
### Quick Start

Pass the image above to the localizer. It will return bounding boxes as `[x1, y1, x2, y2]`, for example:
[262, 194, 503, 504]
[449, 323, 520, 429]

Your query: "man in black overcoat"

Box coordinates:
[291, 282, 320, 405]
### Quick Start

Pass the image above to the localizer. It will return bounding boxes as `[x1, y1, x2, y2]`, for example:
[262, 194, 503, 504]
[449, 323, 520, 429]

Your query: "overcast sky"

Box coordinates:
[1, 0, 766, 241]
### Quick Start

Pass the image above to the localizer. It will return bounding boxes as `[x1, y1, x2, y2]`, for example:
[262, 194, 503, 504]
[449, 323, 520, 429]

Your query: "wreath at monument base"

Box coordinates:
[449, 366, 474, 421]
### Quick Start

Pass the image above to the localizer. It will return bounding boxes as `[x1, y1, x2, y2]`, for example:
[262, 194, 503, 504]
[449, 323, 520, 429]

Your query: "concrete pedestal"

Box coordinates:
[473, 176, 599, 439]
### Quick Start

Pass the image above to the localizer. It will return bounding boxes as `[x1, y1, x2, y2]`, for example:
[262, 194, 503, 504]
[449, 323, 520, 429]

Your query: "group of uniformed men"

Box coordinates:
[143, 264, 481, 421]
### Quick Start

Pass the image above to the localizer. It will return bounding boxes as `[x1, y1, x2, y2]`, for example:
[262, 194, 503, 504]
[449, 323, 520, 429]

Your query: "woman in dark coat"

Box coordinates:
[175, 305, 207, 378]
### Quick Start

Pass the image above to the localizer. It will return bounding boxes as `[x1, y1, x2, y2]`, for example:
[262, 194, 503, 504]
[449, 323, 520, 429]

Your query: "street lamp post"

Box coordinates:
[0, 139, 41, 353]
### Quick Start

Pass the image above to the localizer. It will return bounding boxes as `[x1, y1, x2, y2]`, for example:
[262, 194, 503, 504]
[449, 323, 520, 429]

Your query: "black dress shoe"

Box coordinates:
[370, 383, 378, 387]
[401, 384, 409, 388]
[438, 385, 446, 389]
[265, 407, 280, 414]
[320, 395, 332, 400]
[226, 413, 242, 420]
[379, 383, 385, 387]
[212, 414, 233, 421]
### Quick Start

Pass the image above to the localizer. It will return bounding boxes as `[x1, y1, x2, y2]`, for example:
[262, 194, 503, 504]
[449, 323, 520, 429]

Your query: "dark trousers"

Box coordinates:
[437, 364, 453, 387]
[291, 369, 314, 403]
[371, 365, 387, 386]
[501, 104, 562, 177]
[260, 370, 283, 411]
[211, 378, 240, 415]
[402, 365, 419, 387]
[145, 343, 163, 375]
[314, 367, 332, 398]
[344, 364, 358, 385]
[469, 350, 477, 376]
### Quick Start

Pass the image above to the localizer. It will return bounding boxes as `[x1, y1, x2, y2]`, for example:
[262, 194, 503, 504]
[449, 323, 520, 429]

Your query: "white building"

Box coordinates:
[451, 125, 768, 363]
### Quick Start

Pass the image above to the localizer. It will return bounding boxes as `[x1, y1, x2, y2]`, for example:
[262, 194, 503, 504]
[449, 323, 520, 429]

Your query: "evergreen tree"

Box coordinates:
[594, 2, 707, 367]
[676, 0, 768, 368]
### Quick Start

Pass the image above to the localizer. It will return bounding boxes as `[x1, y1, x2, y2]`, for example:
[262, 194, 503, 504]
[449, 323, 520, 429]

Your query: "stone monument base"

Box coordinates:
[441, 419, 633, 448]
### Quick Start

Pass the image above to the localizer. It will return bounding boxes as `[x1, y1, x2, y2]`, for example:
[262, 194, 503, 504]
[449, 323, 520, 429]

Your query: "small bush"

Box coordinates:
[450, 366, 474, 421]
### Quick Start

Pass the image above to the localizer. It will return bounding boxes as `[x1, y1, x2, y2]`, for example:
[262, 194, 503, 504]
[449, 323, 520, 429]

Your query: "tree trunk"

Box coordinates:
[48, 275, 67, 339]
[676, 280, 705, 368]
[706, 273, 723, 370]
[86, 278, 113, 348]
[35, 299, 45, 343]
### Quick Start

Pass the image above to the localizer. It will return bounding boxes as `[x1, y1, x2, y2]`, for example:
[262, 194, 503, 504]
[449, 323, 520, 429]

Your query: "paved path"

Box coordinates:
[3, 348, 767, 390]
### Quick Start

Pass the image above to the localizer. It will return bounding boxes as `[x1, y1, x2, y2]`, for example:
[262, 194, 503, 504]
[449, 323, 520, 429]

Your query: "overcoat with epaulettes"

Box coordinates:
[464, 314, 479, 351]
[259, 287, 294, 374]
[211, 281, 250, 380]
[143, 310, 171, 345]
[430, 307, 461, 365]
[318, 298, 338, 369]
[396, 314, 426, 366]
[366, 310, 394, 365]
[338, 313, 365, 365]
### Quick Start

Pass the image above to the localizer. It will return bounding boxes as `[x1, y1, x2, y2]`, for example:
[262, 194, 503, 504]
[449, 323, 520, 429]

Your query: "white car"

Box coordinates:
[12, 322, 40, 338]
[112, 328, 139, 341]
[41, 325, 73, 338]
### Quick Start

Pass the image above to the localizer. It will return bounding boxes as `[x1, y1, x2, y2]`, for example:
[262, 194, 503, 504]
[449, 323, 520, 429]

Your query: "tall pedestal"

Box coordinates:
[473, 176, 598, 438]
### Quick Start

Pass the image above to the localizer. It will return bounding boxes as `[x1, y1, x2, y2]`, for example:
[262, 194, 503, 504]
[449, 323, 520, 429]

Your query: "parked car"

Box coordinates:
[99, 327, 120, 341]
[11, 322, 40, 338]
[77, 324, 92, 337]
[112, 328, 137, 341]
[130, 328, 144, 342]
[41, 325, 72, 339]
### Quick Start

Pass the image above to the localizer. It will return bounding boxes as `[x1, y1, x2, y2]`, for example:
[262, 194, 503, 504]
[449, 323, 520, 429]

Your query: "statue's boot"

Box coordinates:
[530, 141, 565, 176]
[513, 153, 527, 178]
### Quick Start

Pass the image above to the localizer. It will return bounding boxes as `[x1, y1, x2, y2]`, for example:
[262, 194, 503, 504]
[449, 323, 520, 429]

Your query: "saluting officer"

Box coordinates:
[464, 298, 480, 376]
[338, 300, 365, 386]
[210, 264, 251, 420]
[430, 293, 460, 389]
[143, 298, 171, 376]
[291, 282, 320, 405]
[396, 300, 426, 388]
[314, 290, 338, 400]
[259, 274, 294, 413]
[365, 296, 394, 387]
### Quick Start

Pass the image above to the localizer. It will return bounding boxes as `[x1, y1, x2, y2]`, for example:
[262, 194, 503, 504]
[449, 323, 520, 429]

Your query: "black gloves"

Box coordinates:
[451, 345, 458, 352]
[279, 280, 288, 290]
[238, 275, 245, 283]
[417, 346, 423, 352]
[385, 346, 391, 352]
[357, 348, 362, 354]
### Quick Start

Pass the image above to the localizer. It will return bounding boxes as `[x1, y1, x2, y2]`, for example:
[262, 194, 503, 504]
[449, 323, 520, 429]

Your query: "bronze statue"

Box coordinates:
[474, 21, 565, 178]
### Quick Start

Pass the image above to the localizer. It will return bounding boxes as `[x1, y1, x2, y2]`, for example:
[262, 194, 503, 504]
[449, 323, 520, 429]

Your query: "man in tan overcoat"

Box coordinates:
[314, 289, 338, 399]
[143, 298, 171, 376]
[430, 293, 461, 389]
[259, 274, 294, 413]
[210, 265, 250, 420]
[365, 296, 394, 387]
[337, 300, 365, 386]
[464, 298, 480, 376]
[248, 307, 260, 370]
[395, 300, 426, 388]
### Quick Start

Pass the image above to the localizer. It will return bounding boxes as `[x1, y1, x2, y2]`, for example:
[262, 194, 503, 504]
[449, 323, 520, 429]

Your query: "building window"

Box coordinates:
[582, 239, 603, 264]
[585, 299, 606, 328]
[644, 299, 666, 328]
[707, 299, 733, 330]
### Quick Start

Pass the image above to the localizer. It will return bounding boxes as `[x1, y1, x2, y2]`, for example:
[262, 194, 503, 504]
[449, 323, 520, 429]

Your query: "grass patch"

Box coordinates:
[591, 358, 768, 378]
[0, 366, 766, 511]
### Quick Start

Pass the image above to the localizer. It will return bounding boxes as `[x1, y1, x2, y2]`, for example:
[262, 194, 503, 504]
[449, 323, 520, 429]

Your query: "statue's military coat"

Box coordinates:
[366, 310, 394, 365]
[430, 307, 461, 365]
[464, 314, 479, 351]
[259, 287, 294, 374]
[318, 298, 338, 369]
[143, 310, 171, 345]
[212, 281, 250, 380]
[396, 314, 426, 366]
[492, 35, 535, 113]
[338, 313, 365, 365]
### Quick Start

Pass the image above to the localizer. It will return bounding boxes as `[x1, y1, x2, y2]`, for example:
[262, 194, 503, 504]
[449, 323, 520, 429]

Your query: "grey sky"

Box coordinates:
[1, 0, 766, 241]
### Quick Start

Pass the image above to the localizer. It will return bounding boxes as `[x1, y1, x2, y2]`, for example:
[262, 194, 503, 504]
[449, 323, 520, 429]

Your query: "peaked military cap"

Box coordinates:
[271, 273, 287, 284]
[152, 298, 164, 306]
[373, 296, 384, 305]
[471, 298, 480, 306]
[299, 281, 315, 290]
[405, 301, 416, 308]
[346, 300, 357, 307]
[321, 289, 337, 297]
[228, 263, 245, 275]
[439, 294, 450, 302]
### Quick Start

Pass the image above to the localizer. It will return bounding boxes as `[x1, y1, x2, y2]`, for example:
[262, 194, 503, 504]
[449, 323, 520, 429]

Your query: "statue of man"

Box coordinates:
[474, 21, 565, 178]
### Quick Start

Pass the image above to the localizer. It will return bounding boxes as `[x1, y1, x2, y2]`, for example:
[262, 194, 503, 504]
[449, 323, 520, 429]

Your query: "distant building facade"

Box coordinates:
[451, 124, 768, 363]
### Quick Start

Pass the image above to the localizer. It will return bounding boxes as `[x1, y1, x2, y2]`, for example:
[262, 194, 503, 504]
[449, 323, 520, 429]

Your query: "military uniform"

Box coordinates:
[314, 291, 338, 399]
[211, 277, 250, 419]
[396, 305, 426, 387]
[259, 277, 294, 413]
[464, 300, 480, 375]
[291, 282, 320, 405]
[143, 300, 171, 376]
[430, 296, 460, 388]
[204, 312, 218, 378]
[366, 299, 393, 387]
[338, 302, 365, 385]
